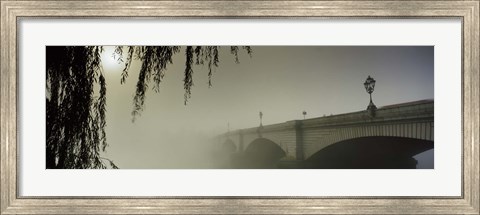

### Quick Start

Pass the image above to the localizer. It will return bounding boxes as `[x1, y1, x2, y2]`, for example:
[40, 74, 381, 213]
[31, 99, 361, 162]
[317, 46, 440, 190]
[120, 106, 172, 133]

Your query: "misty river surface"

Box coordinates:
[120, 136, 434, 169]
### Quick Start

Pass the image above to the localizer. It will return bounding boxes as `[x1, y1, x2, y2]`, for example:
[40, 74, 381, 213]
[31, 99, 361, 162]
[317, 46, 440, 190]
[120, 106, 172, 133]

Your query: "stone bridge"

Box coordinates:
[219, 100, 434, 161]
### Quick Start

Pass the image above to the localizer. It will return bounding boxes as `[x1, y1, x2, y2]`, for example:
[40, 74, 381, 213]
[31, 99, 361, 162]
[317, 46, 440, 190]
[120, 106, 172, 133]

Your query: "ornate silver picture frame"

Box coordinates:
[1, 1, 478, 214]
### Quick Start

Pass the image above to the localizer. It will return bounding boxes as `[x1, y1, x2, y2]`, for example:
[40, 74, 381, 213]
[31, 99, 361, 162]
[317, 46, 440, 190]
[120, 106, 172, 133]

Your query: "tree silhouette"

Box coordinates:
[46, 46, 251, 169]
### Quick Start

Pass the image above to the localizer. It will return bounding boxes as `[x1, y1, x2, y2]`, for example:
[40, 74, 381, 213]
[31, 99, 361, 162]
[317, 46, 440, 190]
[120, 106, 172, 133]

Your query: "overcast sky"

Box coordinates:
[99, 46, 434, 169]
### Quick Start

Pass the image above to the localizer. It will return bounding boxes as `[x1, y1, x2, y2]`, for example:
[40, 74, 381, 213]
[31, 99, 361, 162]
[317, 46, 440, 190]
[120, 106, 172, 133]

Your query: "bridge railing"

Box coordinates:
[221, 100, 433, 136]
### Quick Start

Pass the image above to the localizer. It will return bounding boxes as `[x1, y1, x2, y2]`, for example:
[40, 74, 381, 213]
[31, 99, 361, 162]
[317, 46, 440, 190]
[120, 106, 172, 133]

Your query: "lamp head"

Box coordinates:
[364, 75, 376, 94]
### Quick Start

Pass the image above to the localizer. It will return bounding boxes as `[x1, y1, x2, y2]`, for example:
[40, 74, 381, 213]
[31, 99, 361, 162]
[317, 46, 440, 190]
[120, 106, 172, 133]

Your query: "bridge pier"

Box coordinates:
[294, 120, 304, 161]
[238, 129, 244, 152]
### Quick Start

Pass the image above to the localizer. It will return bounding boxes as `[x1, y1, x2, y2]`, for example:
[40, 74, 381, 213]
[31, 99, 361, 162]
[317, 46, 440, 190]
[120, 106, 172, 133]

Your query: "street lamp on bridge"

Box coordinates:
[259, 111, 263, 126]
[257, 111, 264, 137]
[364, 75, 377, 115]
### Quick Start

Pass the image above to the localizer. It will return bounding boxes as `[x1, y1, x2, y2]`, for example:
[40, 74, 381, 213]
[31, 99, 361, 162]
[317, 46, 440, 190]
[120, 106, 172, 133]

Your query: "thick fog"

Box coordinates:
[99, 46, 434, 169]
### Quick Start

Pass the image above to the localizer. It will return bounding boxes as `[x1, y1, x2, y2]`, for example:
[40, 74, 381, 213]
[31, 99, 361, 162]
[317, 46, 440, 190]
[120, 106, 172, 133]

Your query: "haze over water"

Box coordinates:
[99, 46, 434, 169]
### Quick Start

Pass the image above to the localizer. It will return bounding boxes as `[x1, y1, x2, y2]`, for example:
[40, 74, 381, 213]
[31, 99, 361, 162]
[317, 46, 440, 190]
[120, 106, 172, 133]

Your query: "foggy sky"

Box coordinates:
[99, 46, 434, 169]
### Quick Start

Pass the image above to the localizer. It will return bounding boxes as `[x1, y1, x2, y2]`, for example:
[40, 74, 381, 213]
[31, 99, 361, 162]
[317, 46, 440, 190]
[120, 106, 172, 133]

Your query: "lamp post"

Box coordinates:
[257, 111, 264, 137]
[364, 76, 377, 114]
[259, 111, 263, 126]
[302, 111, 307, 120]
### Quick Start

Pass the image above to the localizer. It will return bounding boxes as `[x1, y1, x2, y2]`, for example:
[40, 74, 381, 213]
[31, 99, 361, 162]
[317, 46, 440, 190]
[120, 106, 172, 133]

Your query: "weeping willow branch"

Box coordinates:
[116, 46, 252, 121]
[46, 46, 112, 169]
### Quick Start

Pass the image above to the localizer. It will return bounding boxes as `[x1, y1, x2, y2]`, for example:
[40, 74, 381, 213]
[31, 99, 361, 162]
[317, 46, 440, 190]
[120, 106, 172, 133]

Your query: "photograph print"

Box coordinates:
[46, 46, 434, 169]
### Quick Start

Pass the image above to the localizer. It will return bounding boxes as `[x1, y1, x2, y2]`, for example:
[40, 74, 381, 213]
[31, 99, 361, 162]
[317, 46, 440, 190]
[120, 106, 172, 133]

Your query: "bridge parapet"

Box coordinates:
[224, 100, 433, 136]
[301, 100, 433, 129]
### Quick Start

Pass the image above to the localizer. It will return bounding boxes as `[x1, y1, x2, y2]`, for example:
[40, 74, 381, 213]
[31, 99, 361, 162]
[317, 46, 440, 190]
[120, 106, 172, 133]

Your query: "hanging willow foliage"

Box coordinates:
[46, 46, 251, 169]
[115, 46, 252, 120]
[46, 46, 112, 169]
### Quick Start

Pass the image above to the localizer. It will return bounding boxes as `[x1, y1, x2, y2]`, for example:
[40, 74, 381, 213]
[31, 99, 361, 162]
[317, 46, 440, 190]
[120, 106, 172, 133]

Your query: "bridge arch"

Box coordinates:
[231, 138, 286, 168]
[221, 138, 237, 154]
[304, 136, 433, 169]
[244, 138, 286, 156]
[304, 121, 434, 159]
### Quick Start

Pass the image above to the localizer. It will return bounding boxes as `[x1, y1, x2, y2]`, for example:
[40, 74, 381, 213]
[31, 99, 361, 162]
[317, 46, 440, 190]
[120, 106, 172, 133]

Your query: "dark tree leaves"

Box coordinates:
[230, 46, 240, 63]
[120, 46, 135, 84]
[116, 46, 251, 120]
[46, 46, 116, 169]
[184, 46, 194, 104]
